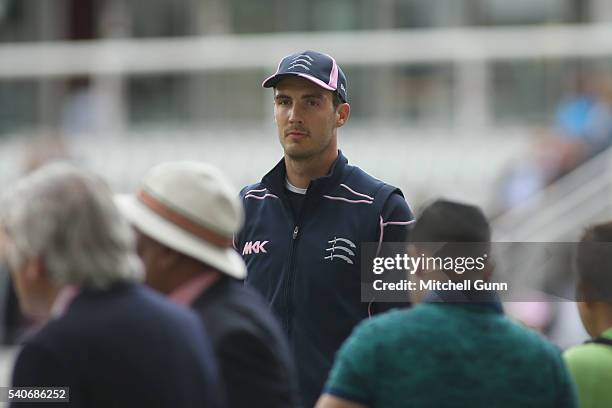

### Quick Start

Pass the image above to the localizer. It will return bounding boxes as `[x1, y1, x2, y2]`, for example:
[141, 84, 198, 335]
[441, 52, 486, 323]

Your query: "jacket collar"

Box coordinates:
[168, 271, 222, 307]
[50, 285, 80, 318]
[262, 150, 348, 197]
[423, 289, 504, 314]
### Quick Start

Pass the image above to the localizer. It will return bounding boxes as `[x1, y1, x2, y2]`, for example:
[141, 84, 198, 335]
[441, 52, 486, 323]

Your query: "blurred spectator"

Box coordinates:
[497, 73, 612, 211]
[553, 75, 612, 162]
[61, 83, 100, 136]
[116, 161, 300, 408]
[2, 134, 70, 344]
[0, 162, 223, 408]
[317, 200, 577, 408]
[563, 221, 612, 408]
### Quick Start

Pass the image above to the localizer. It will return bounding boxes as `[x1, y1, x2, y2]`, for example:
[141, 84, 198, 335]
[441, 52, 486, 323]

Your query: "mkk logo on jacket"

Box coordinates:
[243, 240, 269, 255]
[324, 237, 356, 264]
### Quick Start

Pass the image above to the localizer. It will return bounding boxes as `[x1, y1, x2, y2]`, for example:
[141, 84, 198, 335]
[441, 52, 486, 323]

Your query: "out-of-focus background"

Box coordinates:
[1, 0, 612, 389]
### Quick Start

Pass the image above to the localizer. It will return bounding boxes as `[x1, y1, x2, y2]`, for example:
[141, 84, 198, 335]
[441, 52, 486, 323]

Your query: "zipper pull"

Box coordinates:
[292, 226, 299, 240]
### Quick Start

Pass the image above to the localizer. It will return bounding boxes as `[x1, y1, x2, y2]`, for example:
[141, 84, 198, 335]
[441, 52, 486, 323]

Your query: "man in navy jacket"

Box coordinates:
[0, 163, 223, 408]
[235, 50, 414, 407]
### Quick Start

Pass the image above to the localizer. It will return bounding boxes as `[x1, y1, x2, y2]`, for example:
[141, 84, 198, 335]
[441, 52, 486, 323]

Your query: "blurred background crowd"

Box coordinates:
[1, 0, 612, 390]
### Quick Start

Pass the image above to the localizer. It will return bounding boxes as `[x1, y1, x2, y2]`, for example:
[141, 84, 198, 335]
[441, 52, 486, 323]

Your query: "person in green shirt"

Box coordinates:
[564, 221, 612, 408]
[317, 200, 578, 408]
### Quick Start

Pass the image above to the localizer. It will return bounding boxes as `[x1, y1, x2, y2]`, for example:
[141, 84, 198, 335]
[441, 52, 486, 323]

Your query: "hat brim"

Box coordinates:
[115, 194, 246, 280]
[262, 72, 336, 92]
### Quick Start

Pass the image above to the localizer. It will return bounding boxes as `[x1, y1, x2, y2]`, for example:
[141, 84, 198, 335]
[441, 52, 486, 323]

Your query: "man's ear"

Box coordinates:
[336, 103, 350, 127]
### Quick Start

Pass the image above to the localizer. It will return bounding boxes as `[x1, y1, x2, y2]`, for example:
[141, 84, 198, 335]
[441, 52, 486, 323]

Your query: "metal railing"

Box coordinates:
[492, 146, 612, 242]
[3, 23, 612, 131]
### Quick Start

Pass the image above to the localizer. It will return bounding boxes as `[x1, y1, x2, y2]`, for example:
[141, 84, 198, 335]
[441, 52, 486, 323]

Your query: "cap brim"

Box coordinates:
[262, 72, 336, 92]
[115, 194, 246, 280]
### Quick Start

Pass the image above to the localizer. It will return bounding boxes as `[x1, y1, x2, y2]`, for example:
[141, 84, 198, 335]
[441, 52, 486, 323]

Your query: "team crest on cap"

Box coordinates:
[288, 54, 314, 71]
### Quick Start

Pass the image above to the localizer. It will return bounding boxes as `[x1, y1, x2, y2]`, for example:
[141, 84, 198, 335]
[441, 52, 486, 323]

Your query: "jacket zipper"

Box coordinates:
[284, 224, 299, 336]
[292, 226, 299, 239]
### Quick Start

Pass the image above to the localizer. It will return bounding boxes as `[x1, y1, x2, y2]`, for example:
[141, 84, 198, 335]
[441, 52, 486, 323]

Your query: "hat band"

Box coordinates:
[137, 190, 232, 248]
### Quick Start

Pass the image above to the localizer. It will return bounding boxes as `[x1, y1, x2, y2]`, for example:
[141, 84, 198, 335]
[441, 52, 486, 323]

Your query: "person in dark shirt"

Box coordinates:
[117, 161, 300, 408]
[318, 200, 577, 408]
[0, 162, 223, 408]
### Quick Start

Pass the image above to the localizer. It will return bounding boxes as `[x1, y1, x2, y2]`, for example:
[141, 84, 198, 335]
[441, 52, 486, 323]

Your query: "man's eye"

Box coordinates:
[276, 99, 290, 106]
[307, 99, 320, 107]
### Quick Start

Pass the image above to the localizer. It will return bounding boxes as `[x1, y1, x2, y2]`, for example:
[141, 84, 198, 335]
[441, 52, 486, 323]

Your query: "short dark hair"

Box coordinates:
[410, 199, 491, 279]
[411, 199, 490, 244]
[576, 221, 612, 301]
[332, 91, 343, 109]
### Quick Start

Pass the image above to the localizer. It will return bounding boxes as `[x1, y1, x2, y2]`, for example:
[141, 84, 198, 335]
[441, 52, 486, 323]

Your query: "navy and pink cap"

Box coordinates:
[262, 50, 348, 103]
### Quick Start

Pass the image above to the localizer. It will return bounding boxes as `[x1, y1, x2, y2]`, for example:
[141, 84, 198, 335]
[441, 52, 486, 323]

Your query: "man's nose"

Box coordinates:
[288, 104, 303, 124]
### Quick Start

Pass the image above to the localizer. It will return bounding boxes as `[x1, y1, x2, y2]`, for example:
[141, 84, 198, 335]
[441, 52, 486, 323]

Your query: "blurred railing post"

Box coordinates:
[591, 0, 612, 22]
[93, 0, 129, 138]
[38, 0, 67, 132]
[453, 60, 490, 131]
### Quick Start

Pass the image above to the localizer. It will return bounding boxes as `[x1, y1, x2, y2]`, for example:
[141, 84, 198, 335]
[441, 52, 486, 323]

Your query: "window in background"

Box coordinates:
[395, 65, 453, 125]
[127, 70, 267, 127]
[395, 0, 468, 28]
[127, 74, 191, 126]
[230, 0, 276, 33]
[394, 0, 578, 27]
[0, 0, 27, 42]
[308, 0, 367, 31]
[0, 0, 68, 42]
[0, 80, 37, 135]
[477, 0, 571, 25]
[343, 64, 453, 126]
[187, 70, 268, 123]
[128, 0, 198, 38]
[491, 60, 582, 125]
[231, 0, 369, 33]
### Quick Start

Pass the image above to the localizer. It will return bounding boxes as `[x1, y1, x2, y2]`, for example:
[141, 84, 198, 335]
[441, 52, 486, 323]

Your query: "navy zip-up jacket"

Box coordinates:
[236, 151, 413, 408]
